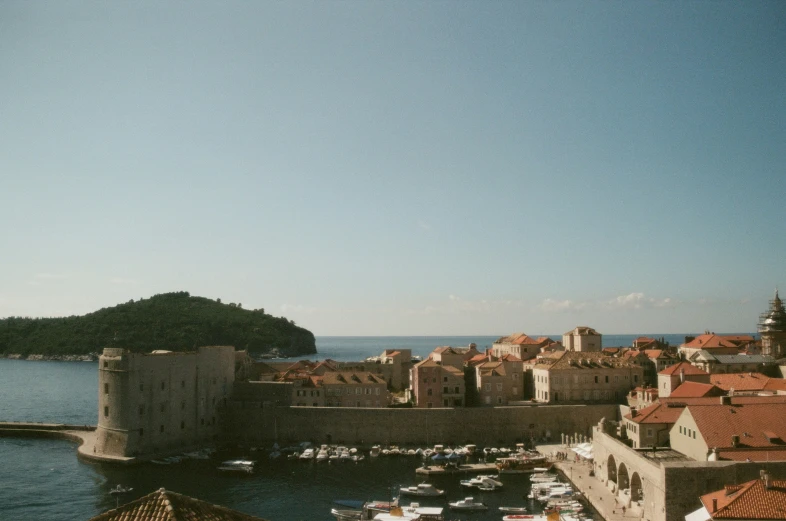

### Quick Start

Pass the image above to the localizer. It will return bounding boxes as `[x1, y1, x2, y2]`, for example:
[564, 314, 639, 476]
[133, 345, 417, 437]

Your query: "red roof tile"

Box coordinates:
[88, 488, 268, 521]
[670, 381, 723, 398]
[625, 402, 686, 424]
[682, 334, 739, 350]
[687, 403, 786, 449]
[659, 362, 709, 376]
[701, 477, 786, 519]
[710, 373, 773, 392]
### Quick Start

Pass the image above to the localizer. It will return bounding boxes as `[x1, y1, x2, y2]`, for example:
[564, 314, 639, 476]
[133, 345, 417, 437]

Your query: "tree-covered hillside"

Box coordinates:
[0, 292, 316, 357]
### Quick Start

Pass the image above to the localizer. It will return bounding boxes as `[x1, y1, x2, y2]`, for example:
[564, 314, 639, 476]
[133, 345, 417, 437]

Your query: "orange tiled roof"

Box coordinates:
[701, 478, 786, 519]
[687, 403, 786, 449]
[88, 488, 268, 521]
[659, 361, 709, 376]
[321, 371, 386, 385]
[682, 334, 739, 349]
[709, 373, 786, 392]
[535, 351, 640, 370]
[494, 333, 541, 345]
[625, 402, 686, 424]
[669, 381, 722, 398]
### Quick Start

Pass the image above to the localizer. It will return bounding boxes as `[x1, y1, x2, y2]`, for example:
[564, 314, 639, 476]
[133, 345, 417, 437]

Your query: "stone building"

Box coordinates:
[474, 355, 524, 406]
[492, 333, 554, 361]
[531, 351, 643, 403]
[563, 326, 602, 352]
[759, 289, 786, 358]
[679, 334, 740, 359]
[321, 371, 389, 408]
[95, 346, 236, 459]
[410, 357, 465, 408]
[658, 362, 710, 398]
[623, 401, 685, 448]
[689, 351, 777, 375]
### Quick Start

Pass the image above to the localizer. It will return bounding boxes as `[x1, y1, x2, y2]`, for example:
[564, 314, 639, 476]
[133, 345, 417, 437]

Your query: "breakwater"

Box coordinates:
[224, 403, 617, 447]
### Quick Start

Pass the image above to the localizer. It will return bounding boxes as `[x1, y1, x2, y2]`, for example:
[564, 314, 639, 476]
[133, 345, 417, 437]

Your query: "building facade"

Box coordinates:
[95, 346, 236, 458]
[759, 290, 786, 358]
[563, 326, 602, 352]
[532, 351, 643, 403]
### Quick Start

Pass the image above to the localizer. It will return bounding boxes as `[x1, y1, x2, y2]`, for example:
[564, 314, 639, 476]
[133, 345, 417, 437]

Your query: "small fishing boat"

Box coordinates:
[448, 497, 487, 511]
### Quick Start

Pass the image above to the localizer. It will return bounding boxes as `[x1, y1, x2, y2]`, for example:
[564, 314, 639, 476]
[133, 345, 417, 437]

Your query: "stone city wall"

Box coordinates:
[223, 403, 617, 447]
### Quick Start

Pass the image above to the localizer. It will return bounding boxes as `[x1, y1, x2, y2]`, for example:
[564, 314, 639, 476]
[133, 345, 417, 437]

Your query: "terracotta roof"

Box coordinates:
[499, 354, 522, 362]
[321, 371, 386, 385]
[710, 373, 774, 392]
[662, 395, 786, 406]
[659, 361, 709, 376]
[625, 402, 686, 424]
[88, 488, 268, 521]
[670, 381, 723, 398]
[494, 333, 541, 345]
[564, 326, 600, 336]
[681, 334, 739, 350]
[534, 351, 640, 370]
[715, 448, 786, 462]
[686, 403, 786, 449]
[701, 477, 786, 518]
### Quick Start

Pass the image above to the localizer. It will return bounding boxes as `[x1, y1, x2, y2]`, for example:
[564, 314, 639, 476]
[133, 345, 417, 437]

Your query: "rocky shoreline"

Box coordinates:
[0, 353, 98, 362]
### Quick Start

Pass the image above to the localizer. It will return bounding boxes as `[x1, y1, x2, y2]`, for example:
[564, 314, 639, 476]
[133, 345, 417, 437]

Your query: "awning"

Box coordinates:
[685, 506, 711, 521]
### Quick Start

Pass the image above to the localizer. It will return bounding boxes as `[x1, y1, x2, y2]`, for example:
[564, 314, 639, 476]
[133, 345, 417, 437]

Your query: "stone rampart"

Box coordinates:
[223, 403, 617, 447]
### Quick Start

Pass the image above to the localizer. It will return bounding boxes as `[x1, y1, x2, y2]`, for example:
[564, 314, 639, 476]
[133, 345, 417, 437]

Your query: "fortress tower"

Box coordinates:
[758, 289, 786, 359]
[95, 346, 235, 459]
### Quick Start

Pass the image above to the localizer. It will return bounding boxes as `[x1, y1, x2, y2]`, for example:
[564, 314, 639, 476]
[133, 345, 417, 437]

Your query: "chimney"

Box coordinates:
[680, 367, 685, 383]
[631, 409, 637, 418]
[712, 498, 718, 512]
[763, 471, 771, 489]
[731, 435, 740, 448]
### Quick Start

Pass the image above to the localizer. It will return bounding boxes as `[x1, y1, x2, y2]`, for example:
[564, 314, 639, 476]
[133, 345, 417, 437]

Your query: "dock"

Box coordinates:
[415, 462, 498, 475]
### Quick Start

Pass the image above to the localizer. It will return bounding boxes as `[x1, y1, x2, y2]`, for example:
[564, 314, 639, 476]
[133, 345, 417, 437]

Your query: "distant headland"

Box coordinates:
[0, 291, 316, 359]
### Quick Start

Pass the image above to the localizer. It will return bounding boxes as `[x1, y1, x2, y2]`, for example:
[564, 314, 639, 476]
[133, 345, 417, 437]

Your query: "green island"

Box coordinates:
[0, 291, 316, 359]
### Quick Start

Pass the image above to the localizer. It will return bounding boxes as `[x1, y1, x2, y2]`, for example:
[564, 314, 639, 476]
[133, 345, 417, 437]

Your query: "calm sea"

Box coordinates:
[0, 334, 721, 520]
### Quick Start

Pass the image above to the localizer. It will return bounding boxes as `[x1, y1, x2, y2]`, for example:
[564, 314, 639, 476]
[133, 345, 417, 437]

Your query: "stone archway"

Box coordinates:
[630, 472, 643, 503]
[618, 462, 630, 491]
[607, 454, 617, 484]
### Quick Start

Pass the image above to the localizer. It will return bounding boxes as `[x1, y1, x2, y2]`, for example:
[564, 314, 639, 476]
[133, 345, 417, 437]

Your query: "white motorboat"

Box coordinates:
[476, 483, 501, 492]
[530, 472, 557, 483]
[299, 448, 315, 460]
[316, 449, 329, 462]
[374, 503, 445, 521]
[459, 475, 503, 489]
[400, 483, 445, 497]
[370, 445, 381, 458]
[217, 459, 255, 473]
[499, 506, 528, 514]
[448, 497, 487, 511]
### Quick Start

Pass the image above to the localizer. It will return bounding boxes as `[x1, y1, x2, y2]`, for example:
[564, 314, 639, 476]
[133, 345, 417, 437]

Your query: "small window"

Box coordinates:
[444, 376, 448, 382]
[104, 406, 109, 417]
[594, 376, 599, 383]
[443, 387, 448, 393]
[159, 425, 164, 433]
[103, 361, 108, 368]
[104, 383, 109, 394]
[427, 389, 433, 396]
[139, 428, 144, 436]
[139, 405, 144, 416]
[200, 418, 205, 426]
[605, 375, 609, 383]
[181, 421, 185, 430]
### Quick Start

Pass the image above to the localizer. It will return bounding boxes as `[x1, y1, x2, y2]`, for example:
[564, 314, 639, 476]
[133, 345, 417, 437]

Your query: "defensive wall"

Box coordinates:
[223, 403, 618, 447]
[592, 424, 786, 521]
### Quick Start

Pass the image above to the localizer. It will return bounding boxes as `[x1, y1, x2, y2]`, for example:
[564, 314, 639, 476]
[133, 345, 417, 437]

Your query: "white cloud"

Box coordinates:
[606, 292, 676, 309]
[538, 298, 587, 312]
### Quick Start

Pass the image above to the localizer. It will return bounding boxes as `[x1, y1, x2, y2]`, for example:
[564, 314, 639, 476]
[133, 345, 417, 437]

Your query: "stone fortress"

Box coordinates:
[94, 346, 235, 458]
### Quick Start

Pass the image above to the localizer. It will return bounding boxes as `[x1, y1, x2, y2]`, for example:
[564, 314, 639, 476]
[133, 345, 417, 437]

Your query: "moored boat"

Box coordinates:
[217, 459, 255, 473]
[400, 483, 445, 497]
[448, 497, 487, 511]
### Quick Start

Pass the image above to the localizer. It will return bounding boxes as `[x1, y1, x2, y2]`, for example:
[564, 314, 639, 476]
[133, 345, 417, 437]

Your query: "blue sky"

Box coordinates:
[1, 1, 784, 335]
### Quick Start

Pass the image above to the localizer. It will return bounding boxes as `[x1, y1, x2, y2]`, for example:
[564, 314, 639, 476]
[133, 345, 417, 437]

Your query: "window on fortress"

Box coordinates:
[444, 377, 448, 382]
[104, 406, 109, 417]
[594, 376, 599, 384]
[634, 375, 639, 383]
[181, 421, 185, 430]
[443, 387, 448, 393]
[605, 376, 609, 383]
[103, 361, 108, 368]
[455, 386, 460, 393]
[104, 383, 109, 394]
[427, 389, 433, 396]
